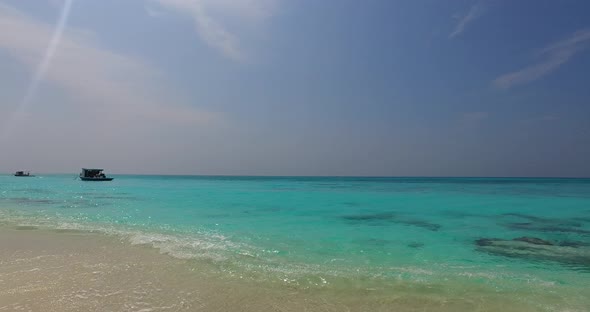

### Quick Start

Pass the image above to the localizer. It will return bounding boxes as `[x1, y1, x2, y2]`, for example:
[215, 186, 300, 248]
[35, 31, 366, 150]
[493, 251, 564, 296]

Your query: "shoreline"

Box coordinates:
[1, 225, 588, 311]
[0, 226, 343, 312]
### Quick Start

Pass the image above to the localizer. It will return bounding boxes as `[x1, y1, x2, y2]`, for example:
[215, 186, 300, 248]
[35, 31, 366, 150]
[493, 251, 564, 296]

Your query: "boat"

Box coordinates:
[14, 171, 34, 177]
[79, 168, 114, 181]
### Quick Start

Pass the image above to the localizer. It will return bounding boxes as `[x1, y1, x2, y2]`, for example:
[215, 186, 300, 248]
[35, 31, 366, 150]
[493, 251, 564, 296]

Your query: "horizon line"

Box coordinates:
[1, 172, 589, 179]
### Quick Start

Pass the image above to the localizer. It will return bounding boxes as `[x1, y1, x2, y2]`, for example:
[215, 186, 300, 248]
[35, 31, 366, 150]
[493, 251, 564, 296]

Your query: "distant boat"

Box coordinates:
[14, 171, 34, 177]
[79, 168, 114, 181]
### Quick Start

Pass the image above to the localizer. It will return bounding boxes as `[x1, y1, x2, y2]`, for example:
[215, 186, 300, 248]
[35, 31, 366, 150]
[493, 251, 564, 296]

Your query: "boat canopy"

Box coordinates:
[80, 168, 105, 177]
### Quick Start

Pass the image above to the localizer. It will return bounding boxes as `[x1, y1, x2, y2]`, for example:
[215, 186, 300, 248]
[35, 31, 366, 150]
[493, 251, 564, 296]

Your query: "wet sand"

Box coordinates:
[0, 227, 583, 312]
[1, 227, 323, 312]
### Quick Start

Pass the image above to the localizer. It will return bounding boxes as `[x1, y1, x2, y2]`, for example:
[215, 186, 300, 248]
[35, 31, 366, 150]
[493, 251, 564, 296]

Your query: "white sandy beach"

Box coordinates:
[0, 225, 572, 312]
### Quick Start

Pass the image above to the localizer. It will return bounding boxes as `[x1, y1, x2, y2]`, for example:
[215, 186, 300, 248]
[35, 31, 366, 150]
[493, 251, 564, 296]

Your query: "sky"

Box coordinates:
[0, 0, 589, 177]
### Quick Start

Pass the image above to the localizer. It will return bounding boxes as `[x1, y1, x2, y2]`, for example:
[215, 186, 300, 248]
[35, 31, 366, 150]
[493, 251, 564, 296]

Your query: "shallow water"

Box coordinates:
[1, 175, 590, 310]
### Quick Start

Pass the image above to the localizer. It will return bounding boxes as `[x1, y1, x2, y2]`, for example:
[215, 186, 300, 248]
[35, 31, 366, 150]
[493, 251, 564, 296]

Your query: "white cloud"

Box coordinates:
[150, 0, 278, 61]
[449, 1, 486, 39]
[493, 29, 590, 89]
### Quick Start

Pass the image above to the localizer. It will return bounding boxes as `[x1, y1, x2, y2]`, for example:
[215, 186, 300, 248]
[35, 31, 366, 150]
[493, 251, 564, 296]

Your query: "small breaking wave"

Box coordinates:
[0, 208, 585, 294]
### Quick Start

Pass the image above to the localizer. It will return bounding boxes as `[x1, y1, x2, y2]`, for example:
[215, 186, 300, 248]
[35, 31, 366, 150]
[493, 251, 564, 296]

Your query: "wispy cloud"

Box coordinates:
[493, 29, 590, 89]
[0, 3, 229, 172]
[0, 3, 221, 139]
[150, 0, 277, 62]
[449, 1, 486, 39]
[144, 4, 165, 18]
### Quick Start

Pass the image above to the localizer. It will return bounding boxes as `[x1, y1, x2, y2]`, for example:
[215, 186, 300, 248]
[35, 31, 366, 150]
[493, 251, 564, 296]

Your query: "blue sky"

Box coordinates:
[0, 0, 589, 176]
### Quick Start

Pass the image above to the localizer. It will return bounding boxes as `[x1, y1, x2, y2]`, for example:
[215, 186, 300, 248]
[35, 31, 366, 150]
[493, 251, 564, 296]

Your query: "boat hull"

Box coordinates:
[79, 177, 114, 181]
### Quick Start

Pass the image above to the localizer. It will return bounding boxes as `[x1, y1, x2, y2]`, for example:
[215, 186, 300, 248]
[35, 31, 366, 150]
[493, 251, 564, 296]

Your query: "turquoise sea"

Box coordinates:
[1, 175, 590, 310]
